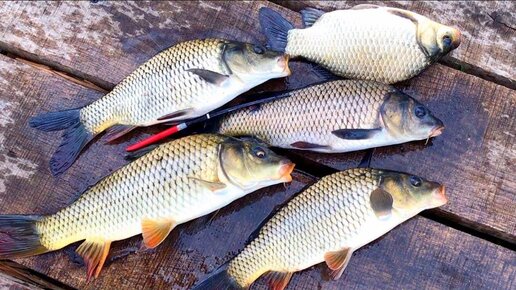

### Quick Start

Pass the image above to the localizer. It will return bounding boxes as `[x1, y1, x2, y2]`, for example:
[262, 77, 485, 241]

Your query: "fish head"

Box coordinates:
[418, 18, 461, 59]
[378, 170, 447, 216]
[224, 42, 290, 82]
[218, 136, 295, 190]
[380, 91, 444, 141]
[435, 25, 461, 54]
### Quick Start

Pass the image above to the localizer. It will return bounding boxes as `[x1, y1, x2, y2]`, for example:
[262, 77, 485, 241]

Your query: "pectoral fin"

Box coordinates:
[370, 188, 393, 219]
[332, 128, 381, 140]
[76, 238, 112, 279]
[187, 68, 229, 86]
[141, 217, 176, 249]
[290, 141, 330, 149]
[324, 248, 353, 280]
[189, 177, 227, 192]
[157, 108, 194, 121]
[265, 271, 294, 290]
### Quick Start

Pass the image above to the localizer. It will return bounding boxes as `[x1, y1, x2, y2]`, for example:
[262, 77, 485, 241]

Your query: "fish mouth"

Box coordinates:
[278, 160, 295, 182]
[432, 185, 448, 206]
[277, 55, 291, 76]
[451, 28, 461, 48]
[429, 125, 445, 138]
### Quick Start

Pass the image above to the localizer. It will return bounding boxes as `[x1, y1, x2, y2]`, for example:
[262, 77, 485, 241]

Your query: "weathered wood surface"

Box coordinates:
[0, 1, 514, 289]
[272, 0, 516, 85]
[0, 1, 301, 89]
[0, 50, 514, 289]
[0, 0, 512, 240]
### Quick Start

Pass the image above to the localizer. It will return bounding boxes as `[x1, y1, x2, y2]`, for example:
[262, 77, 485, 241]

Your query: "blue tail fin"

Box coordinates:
[192, 265, 243, 290]
[29, 108, 81, 131]
[0, 215, 48, 258]
[259, 7, 294, 53]
[30, 109, 93, 175]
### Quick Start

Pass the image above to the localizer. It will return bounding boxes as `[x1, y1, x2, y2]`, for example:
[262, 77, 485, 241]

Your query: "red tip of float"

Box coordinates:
[126, 124, 184, 152]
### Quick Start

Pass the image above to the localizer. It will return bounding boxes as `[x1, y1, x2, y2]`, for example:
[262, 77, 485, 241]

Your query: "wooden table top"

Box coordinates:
[0, 1, 513, 289]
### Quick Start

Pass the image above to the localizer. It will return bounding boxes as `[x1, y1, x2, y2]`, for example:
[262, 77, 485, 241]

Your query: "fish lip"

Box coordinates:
[278, 161, 295, 182]
[452, 28, 461, 48]
[433, 185, 448, 206]
[429, 125, 445, 138]
[278, 55, 291, 76]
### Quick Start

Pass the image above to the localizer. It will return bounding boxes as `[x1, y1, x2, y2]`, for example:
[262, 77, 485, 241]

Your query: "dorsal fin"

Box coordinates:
[386, 8, 418, 24]
[300, 8, 325, 28]
[351, 4, 380, 10]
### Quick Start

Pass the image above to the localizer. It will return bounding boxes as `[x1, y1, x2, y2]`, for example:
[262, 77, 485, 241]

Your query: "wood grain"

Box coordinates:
[0, 1, 302, 89]
[0, 1, 513, 289]
[272, 0, 516, 84]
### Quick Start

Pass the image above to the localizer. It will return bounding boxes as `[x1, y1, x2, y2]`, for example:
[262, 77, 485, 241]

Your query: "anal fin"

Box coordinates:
[76, 238, 112, 279]
[157, 108, 194, 122]
[141, 217, 176, 249]
[104, 125, 137, 143]
[265, 271, 294, 290]
[300, 7, 325, 28]
[324, 248, 353, 280]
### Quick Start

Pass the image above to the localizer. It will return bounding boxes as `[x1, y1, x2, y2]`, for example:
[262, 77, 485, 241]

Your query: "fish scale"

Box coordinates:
[81, 39, 227, 133]
[227, 169, 377, 287]
[36, 134, 224, 250]
[218, 80, 396, 152]
[287, 9, 429, 84]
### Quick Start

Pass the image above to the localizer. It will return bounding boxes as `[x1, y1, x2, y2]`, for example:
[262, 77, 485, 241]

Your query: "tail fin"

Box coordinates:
[0, 215, 48, 258]
[259, 7, 294, 53]
[192, 265, 243, 290]
[30, 109, 93, 175]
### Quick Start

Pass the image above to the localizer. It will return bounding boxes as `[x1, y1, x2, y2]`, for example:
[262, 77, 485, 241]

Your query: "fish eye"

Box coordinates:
[253, 45, 265, 54]
[253, 147, 267, 158]
[442, 35, 452, 47]
[410, 176, 422, 187]
[414, 106, 426, 118]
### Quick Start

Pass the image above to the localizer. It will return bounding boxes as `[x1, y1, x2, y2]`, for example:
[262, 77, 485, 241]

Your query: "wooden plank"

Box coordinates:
[0, 1, 513, 288]
[0, 260, 72, 290]
[0, 54, 513, 290]
[271, 0, 516, 84]
[0, 1, 302, 89]
[287, 63, 516, 242]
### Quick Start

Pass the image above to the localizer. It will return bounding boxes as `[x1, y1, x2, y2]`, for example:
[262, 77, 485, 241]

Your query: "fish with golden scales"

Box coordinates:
[193, 168, 447, 290]
[260, 4, 461, 84]
[29, 39, 290, 175]
[0, 134, 294, 279]
[218, 80, 444, 153]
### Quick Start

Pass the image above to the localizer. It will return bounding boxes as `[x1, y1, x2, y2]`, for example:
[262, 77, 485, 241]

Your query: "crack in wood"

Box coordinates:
[0, 260, 76, 290]
[0, 41, 113, 93]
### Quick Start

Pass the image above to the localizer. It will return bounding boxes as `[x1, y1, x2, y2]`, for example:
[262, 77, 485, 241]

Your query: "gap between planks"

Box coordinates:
[0, 22, 513, 250]
[0, 259, 76, 290]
